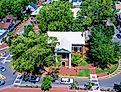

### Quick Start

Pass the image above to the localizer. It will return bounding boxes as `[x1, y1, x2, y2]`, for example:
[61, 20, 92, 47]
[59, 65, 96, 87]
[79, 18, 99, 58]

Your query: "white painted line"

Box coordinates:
[13, 74, 23, 86]
[88, 74, 101, 92]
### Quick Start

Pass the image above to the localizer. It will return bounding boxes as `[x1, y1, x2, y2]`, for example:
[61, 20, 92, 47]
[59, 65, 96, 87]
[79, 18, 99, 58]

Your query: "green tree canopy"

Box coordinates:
[0, 0, 36, 19]
[41, 75, 52, 91]
[36, 1, 83, 32]
[72, 52, 81, 66]
[89, 26, 120, 68]
[6, 25, 59, 73]
[78, 0, 115, 27]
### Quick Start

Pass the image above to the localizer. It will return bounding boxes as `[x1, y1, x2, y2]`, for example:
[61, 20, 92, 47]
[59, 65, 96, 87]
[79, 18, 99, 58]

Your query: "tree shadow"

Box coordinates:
[113, 83, 121, 92]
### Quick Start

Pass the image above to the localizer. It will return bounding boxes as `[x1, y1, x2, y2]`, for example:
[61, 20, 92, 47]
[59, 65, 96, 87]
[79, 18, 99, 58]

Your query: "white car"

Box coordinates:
[60, 78, 73, 85]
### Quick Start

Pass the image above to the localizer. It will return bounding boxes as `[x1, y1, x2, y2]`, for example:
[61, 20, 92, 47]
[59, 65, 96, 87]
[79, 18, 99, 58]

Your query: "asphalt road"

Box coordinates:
[0, 62, 16, 88]
[99, 74, 121, 88]
[0, 48, 16, 88]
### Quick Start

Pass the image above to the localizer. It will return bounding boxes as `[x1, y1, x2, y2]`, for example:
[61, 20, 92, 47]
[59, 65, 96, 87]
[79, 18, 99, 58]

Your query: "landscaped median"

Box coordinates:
[77, 69, 90, 77]
[96, 64, 118, 74]
[57, 63, 119, 78]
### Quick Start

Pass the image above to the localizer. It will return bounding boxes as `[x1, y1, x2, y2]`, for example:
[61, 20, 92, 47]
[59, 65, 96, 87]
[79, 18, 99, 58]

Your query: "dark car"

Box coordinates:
[0, 66, 6, 72]
[116, 34, 121, 39]
[23, 75, 29, 82]
[29, 75, 40, 83]
[0, 80, 5, 86]
[23, 75, 40, 83]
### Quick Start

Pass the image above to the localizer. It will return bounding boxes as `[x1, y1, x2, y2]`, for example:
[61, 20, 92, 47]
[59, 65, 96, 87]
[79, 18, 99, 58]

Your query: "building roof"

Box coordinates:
[0, 29, 7, 39]
[47, 31, 85, 52]
[0, 16, 17, 29]
[115, 4, 121, 9]
[31, 6, 43, 15]
[29, 2, 38, 10]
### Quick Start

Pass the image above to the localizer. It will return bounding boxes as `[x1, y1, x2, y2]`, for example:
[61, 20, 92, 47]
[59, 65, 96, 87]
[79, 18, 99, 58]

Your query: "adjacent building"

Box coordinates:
[38, 0, 82, 7]
[0, 16, 20, 43]
[69, 0, 82, 7]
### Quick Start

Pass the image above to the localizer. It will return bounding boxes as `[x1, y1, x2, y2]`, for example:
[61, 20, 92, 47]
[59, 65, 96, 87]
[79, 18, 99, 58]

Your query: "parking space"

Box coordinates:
[13, 74, 41, 87]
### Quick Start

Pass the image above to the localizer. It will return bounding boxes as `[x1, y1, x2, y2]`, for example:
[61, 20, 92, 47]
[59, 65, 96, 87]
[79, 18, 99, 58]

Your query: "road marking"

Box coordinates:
[89, 74, 101, 92]
[13, 74, 23, 86]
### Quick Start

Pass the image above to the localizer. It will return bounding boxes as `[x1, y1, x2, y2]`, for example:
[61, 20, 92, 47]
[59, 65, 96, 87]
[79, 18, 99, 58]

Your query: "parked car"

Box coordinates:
[29, 75, 40, 83]
[16, 74, 23, 80]
[23, 75, 29, 82]
[52, 77, 58, 82]
[0, 80, 5, 86]
[116, 34, 121, 39]
[23, 75, 40, 83]
[0, 66, 6, 72]
[60, 78, 73, 85]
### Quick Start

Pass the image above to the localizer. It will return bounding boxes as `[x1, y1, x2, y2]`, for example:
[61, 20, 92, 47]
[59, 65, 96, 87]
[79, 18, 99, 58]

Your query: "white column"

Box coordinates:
[69, 0, 72, 2]
[69, 53, 71, 68]
[55, 53, 57, 63]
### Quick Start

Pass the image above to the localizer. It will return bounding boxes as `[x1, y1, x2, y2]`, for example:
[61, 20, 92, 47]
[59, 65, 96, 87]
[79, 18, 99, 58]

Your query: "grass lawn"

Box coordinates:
[96, 64, 118, 74]
[77, 69, 90, 77]
[80, 60, 88, 66]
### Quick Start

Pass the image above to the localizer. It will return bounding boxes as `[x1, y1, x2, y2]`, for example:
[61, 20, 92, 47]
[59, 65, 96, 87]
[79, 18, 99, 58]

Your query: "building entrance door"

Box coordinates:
[62, 62, 65, 66]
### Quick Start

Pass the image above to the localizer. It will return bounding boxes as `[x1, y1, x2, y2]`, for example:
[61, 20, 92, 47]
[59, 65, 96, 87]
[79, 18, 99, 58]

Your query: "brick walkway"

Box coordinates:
[13, 17, 39, 35]
[0, 87, 87, 92]
[0, 43, 7, 49]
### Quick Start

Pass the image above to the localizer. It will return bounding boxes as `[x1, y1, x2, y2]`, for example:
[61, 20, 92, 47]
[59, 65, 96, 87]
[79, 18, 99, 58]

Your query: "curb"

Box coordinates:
[0, 85, 13, 90]
[0, 47, 9, 51]
[59, 75, 88, 79]
[98, 61, 120, 79]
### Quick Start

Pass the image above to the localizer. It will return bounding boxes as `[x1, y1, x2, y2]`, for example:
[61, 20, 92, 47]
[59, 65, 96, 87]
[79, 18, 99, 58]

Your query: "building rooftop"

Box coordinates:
[47, 31, 85, 52]
[31, 6, 43, 16]
[29, 2, 38, 10]
[0, 16, 17, 29]
[115, 4, 121, 9]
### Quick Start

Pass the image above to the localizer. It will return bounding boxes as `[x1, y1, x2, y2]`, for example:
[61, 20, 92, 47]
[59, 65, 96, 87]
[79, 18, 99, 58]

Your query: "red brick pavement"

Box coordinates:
[33, 24, 39, 33]
[97, 72, 108, 77]
[13, 18, 31, 35]
[58, 64, 96, 75]
[58, 66, 77, 75]
[89, 69, 96, 74]
[0, 43, 7, 49]
[0, 87, 87, 92]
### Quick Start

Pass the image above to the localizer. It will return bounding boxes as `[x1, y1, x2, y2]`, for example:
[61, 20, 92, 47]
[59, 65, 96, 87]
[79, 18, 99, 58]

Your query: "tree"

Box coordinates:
[23, 25, 34, 36]
[70, 80, 79, 90]
[89, 26, 119, 68]
[84, 81, 94, 90]
[41, 76, 52, 91]
[5, 25, 58, 73]
[71, 52, 81, 66]
[0, 0, 36, 20]
[36, 1, 81, 33]
[77, 0, 116, 27]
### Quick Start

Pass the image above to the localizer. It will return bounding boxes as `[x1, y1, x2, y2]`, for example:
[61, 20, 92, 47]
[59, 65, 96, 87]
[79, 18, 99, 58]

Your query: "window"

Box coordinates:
[77, 47, 80, 52]
[74, 47, 77, 52]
